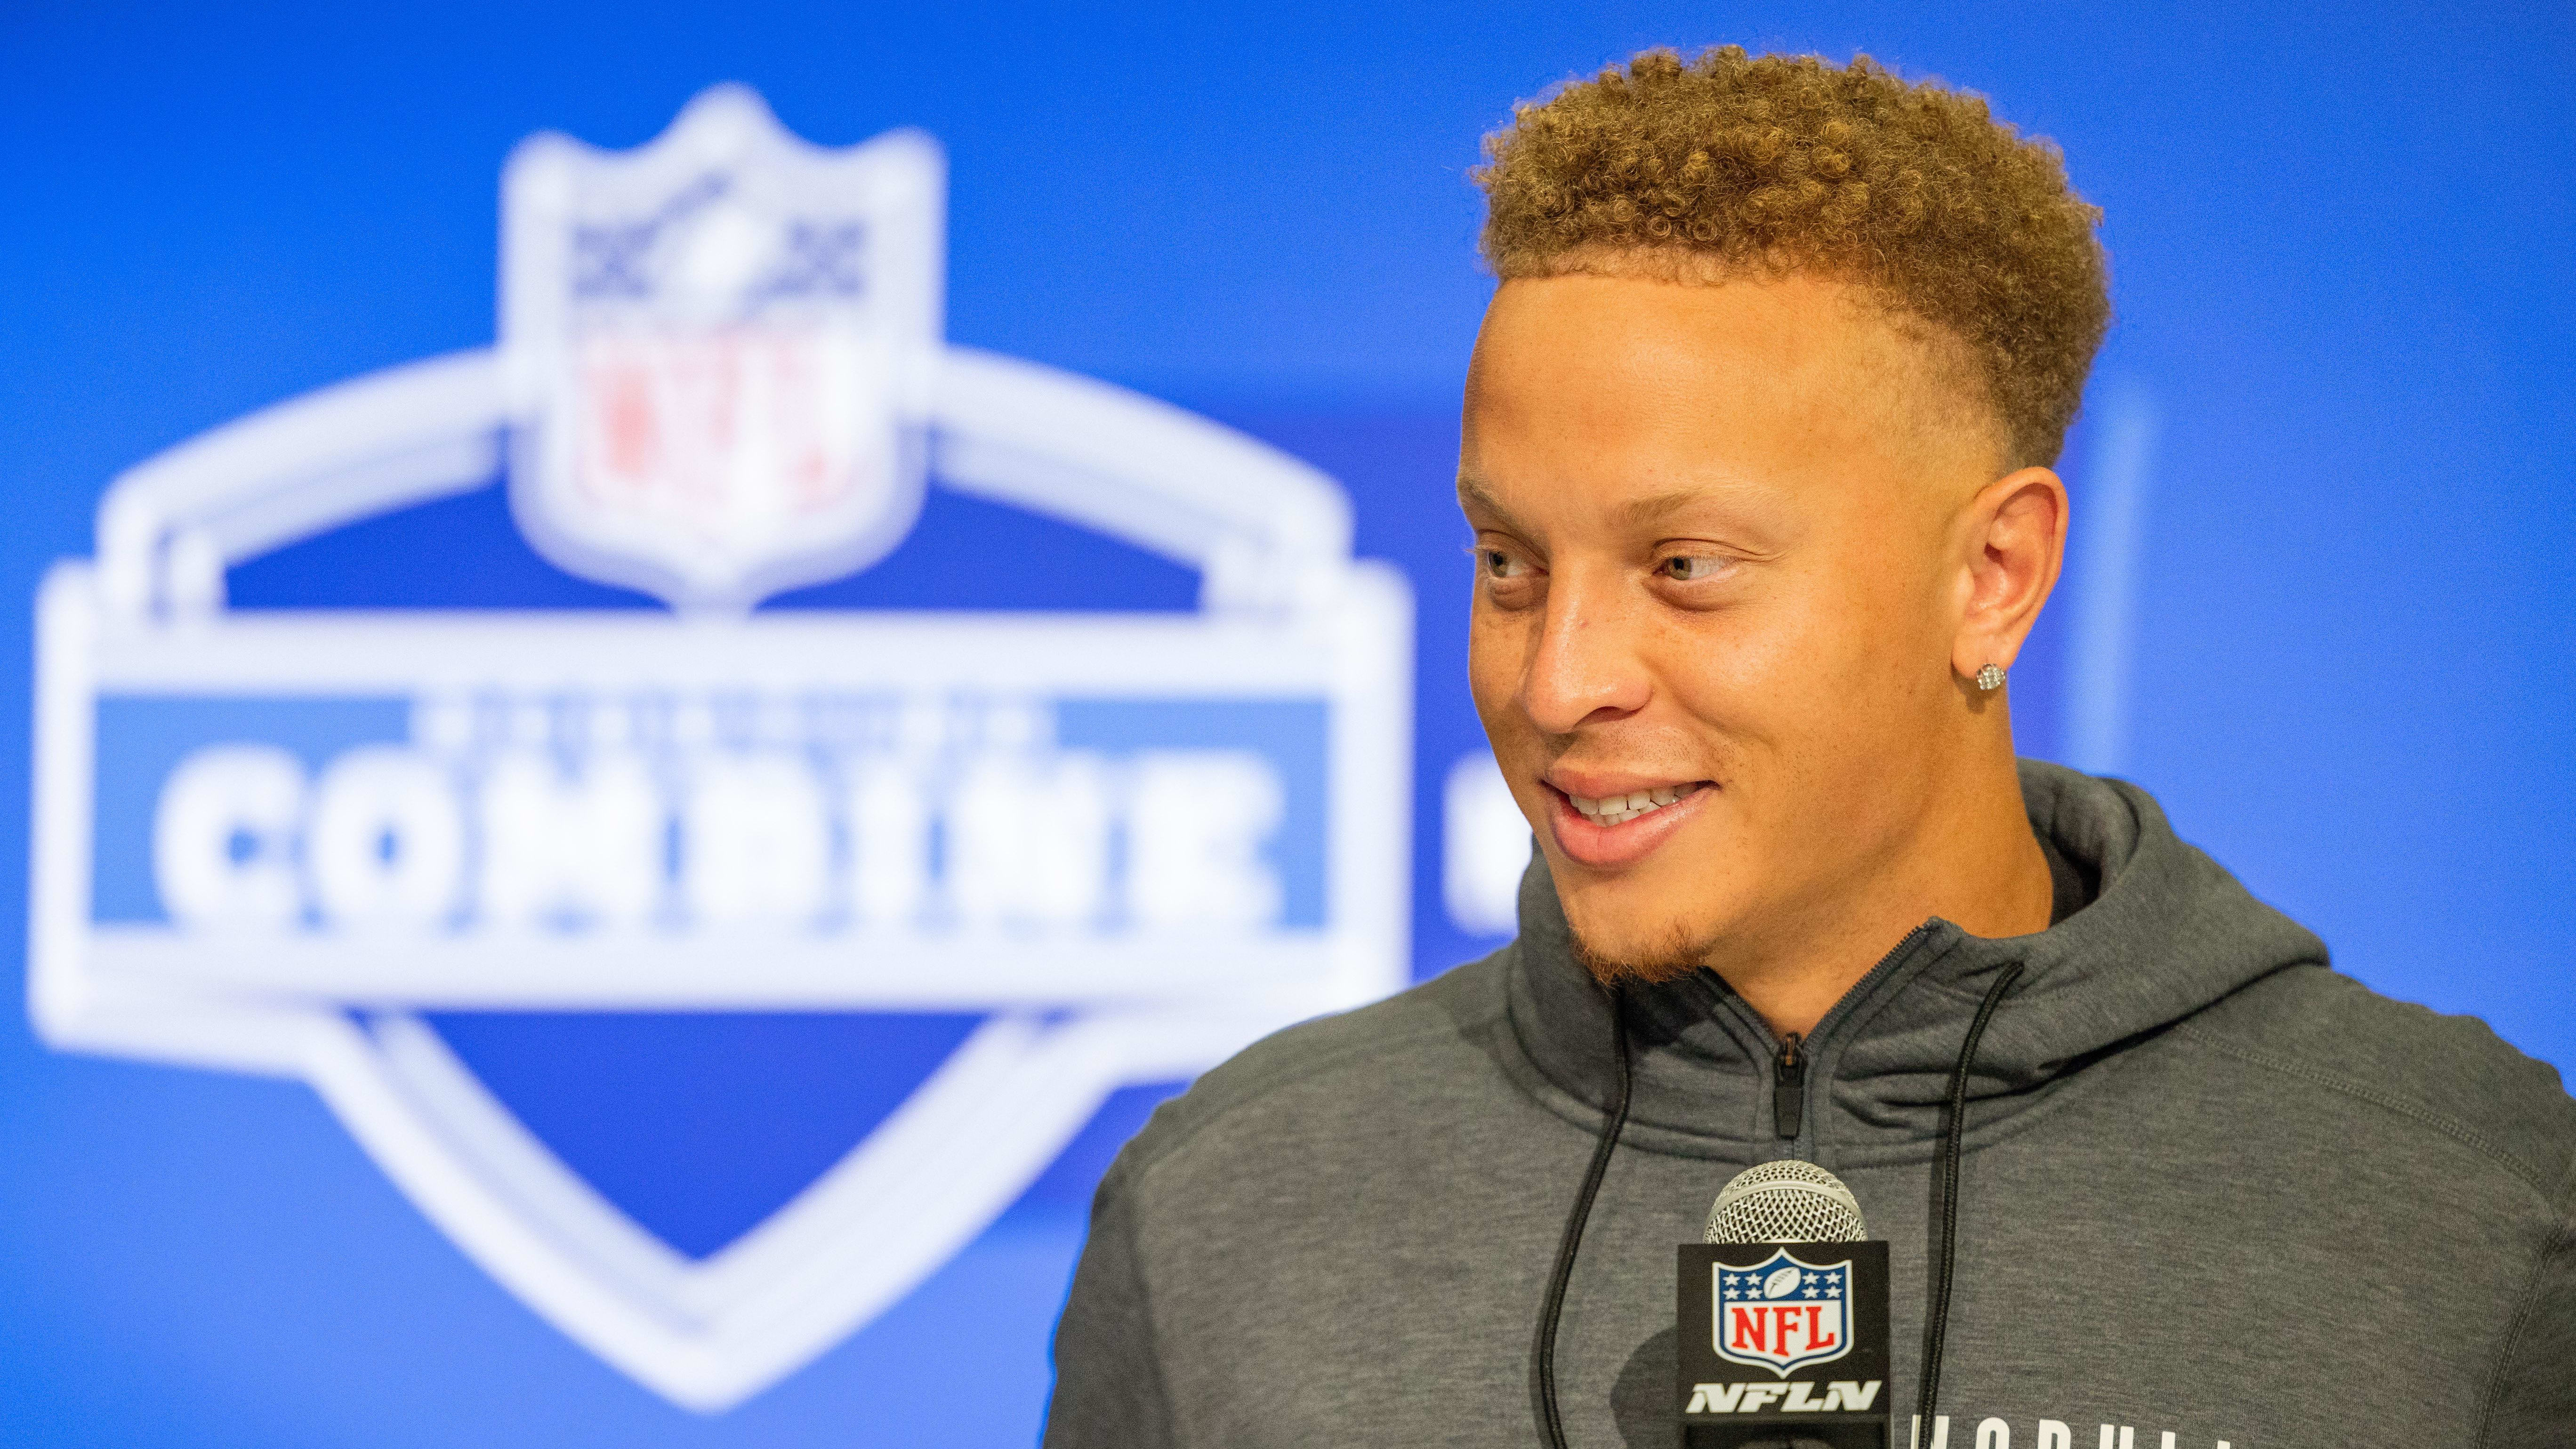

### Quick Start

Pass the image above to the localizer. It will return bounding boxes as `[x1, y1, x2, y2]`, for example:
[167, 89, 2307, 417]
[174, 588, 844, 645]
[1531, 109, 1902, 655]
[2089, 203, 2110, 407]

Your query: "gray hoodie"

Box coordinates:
[1045, 762, 2576, 1447]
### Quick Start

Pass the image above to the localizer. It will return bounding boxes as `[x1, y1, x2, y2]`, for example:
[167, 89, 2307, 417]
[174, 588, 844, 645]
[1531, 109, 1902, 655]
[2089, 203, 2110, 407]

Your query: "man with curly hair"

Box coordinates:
[1046, 48, 2574, 1449]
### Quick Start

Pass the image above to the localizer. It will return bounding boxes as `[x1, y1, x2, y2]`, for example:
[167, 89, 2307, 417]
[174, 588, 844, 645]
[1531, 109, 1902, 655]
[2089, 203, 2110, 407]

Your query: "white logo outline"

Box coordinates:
[29, 89, 1411, 1413]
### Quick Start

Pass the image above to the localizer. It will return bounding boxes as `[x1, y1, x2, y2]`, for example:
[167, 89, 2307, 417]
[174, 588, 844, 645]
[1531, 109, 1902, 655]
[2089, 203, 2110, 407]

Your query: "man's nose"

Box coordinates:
[1521, 570, 1650, 735]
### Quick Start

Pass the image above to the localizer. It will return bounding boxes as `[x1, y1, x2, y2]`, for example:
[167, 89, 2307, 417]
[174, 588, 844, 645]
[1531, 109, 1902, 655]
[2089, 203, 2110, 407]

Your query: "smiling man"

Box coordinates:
[1046, 48, 2574, 1449]
[1458, 267, 2065, 1039]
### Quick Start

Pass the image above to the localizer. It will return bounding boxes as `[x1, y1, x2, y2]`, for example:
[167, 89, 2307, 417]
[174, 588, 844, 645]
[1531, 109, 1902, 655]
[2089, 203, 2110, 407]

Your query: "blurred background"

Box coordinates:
[2, 2, 2570, 1445]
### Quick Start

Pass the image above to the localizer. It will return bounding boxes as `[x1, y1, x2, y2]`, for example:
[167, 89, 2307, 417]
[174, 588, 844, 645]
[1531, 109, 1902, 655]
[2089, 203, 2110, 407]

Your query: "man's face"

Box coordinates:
[1460, 272, 1999, 979]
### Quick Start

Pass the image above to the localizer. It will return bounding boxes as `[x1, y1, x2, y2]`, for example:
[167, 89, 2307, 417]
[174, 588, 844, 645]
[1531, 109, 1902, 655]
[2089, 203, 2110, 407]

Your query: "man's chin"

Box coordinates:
[1567, 918, 1717, 989]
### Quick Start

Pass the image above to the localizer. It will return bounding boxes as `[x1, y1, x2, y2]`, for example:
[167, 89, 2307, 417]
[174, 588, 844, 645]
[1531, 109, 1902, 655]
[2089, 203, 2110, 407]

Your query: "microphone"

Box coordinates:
[1680, 1161, 1893, 1448]
[1706, 1159, 1869, 1243]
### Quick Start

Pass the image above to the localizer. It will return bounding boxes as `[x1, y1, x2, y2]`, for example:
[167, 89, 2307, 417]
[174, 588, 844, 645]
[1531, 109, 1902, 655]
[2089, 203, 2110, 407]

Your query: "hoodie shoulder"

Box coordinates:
[2180, 963, 2576, 1209]
[1100, 948, 1518, 1194]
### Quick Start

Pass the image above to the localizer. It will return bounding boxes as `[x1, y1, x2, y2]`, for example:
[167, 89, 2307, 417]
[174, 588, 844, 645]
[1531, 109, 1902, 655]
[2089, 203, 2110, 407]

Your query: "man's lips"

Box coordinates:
[1543, 779, 1712, 870]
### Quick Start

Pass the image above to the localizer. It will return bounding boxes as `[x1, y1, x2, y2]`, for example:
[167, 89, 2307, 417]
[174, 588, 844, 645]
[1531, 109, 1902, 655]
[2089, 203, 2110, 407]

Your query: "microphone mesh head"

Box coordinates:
[1704, 1159, 1868, 1243]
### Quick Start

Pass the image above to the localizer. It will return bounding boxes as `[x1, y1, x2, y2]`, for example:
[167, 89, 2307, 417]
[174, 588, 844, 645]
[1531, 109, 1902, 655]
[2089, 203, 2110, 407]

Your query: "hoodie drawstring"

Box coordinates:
[1915, 962, 2024, 1433]
[1536, 983, 1630, 1449]
[1538, 962, 2022, 1447]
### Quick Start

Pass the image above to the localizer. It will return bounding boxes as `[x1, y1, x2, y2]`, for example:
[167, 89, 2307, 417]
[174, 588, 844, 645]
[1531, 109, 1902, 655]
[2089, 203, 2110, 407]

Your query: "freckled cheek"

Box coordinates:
[1465, 649, 1558, 834]
[1642, 610, 1820, 740]
[1465, 610, 1535, 742]
[1737, 581, 1943, 777]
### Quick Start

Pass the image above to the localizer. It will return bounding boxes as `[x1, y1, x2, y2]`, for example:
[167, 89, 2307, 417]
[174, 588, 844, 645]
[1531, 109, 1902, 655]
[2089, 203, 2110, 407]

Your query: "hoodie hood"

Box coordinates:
[1505, 758, 2332, 1164]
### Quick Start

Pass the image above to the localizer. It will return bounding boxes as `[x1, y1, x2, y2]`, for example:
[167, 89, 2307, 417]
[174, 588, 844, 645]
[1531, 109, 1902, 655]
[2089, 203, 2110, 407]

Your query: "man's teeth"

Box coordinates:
[1569, 785, 1692, 827]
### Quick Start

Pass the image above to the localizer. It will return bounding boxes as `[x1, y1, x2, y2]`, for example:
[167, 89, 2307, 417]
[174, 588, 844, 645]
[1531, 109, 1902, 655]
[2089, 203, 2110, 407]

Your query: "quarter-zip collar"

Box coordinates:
[1500, 760, 2329, 1165]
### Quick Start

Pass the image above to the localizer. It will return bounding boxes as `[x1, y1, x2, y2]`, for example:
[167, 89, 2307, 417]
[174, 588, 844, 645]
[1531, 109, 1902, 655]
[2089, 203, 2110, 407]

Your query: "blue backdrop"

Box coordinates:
[3, 3, 2571, 1445]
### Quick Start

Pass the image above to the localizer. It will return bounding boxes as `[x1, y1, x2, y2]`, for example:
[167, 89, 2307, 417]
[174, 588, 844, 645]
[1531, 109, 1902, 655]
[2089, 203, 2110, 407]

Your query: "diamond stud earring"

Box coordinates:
[1974, 663, 2006, 692]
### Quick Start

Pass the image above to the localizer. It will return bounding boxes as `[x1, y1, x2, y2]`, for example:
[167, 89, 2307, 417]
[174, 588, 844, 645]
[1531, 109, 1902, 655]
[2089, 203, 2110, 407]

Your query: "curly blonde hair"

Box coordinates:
[1476, 47, 2109, 468]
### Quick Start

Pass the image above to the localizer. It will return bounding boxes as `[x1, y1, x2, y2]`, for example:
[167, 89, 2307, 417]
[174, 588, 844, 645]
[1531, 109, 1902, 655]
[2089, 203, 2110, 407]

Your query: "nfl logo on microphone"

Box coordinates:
[29, 87, 1410, 1411]
[1715, 1248, 1855, 1376]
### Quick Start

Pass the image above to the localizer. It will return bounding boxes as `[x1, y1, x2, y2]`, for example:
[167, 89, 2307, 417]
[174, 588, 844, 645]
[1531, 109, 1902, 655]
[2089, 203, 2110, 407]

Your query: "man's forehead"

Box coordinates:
[1457, 464, 1799, 538]
[1465, 272, 2004, 506]
[1474, 270, 1865, 369]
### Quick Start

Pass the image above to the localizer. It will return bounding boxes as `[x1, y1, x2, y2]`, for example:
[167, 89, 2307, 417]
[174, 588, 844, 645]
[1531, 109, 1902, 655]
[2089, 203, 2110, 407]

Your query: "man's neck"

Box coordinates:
[1713, 750, 2054, 1041]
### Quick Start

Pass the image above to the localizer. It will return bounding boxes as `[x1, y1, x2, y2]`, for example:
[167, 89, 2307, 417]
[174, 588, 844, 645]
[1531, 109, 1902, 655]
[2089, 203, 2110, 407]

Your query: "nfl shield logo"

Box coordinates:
[30, 86, 1410, 1413]
[503, 86, 940, 610]
[1714, 1248, 1857, 1377]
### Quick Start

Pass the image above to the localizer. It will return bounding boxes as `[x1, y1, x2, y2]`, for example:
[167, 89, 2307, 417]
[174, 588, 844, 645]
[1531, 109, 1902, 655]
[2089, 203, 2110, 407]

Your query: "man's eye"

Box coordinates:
[1482, 549, 1525, 579]
[1661, 554, 1728, 582]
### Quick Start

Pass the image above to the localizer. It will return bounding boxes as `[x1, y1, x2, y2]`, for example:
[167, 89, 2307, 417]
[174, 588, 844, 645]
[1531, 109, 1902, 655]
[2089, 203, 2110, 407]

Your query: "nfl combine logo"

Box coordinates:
[28, 87, 1410, 1411]
[503, 88, 941, 610]
[1714, 1248, 1856, 1376]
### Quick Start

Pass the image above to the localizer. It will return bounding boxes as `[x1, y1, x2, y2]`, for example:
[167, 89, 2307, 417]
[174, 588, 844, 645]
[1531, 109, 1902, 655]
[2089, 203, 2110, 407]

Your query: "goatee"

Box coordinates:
[1569, 920, 1717, 989]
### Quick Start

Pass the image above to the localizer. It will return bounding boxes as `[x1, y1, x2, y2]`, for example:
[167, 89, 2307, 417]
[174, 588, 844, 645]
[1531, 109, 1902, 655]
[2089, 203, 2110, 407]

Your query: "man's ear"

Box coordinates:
[1950, 466, 2069, 685]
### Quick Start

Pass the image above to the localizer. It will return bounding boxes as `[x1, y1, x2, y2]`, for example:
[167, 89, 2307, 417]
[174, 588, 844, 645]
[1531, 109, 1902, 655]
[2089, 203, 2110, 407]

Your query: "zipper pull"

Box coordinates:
[1773, 1032, 1805, 1140]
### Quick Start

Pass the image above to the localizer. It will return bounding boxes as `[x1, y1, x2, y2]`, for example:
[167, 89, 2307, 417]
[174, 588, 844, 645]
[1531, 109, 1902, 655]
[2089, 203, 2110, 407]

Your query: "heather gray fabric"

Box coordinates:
[1045, 762, 2576, 1448]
